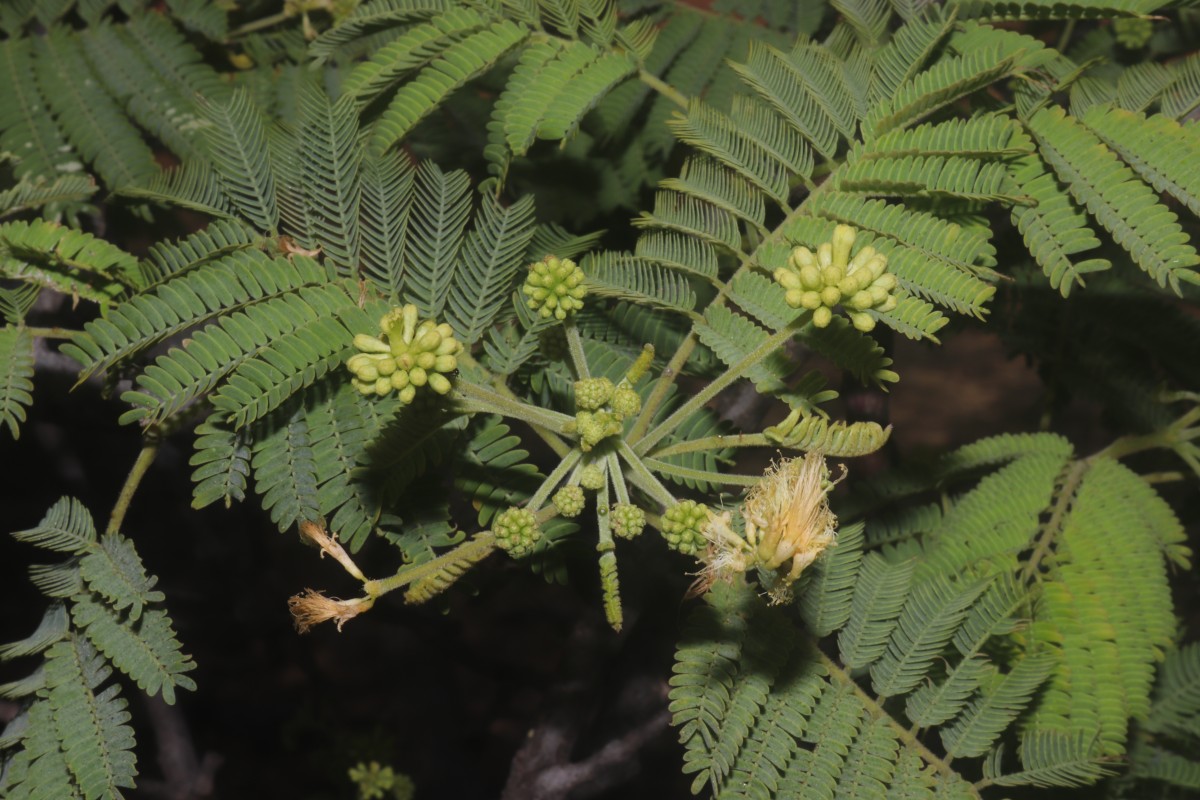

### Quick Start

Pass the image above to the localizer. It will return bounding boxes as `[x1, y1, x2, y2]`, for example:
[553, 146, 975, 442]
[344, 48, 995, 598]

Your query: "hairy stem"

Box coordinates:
[604, 452, 631, 505]
[564, 320, 590, 380]
[107, 436, 160, 535]
[365, 533, 497, 598]
[459, 352, 573, 456]
[527, 450, 583, 511]
[649, 432, 772, 458]
[456, 380, 575, 433]
[627, 178, 832, 447]
[635, 319, 803, 456]
[24, 327, 78, 340]
[643, 458, 760, 488]
[638, 69, 689, 109]
[616, 441, 677, 509]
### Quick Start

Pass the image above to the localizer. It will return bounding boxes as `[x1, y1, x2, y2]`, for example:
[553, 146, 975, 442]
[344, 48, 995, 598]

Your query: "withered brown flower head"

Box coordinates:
[287, 589, 374, 633]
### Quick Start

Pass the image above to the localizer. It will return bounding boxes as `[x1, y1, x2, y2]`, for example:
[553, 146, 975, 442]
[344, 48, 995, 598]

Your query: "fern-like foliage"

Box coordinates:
[672, 427, 1189, 798]
[0, 497, 196, 799]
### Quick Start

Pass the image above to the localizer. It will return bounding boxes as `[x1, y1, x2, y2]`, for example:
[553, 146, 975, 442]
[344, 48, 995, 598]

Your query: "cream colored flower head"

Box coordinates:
[698, 452, 842, 604]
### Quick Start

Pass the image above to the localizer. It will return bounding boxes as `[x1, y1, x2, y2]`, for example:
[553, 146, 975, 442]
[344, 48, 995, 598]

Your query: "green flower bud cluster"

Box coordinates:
[347, 304, 463, 403]
[1113, 17, 1153, 49]
[523, 255, 586, 320]
[661, 500, 709, 556]
[773, 225, 898, 332]
[553, 485, 586, 518]
[492, 507, 541, 558]
[610, 503, 646, 540]
[579, 464, 606, 491]
[572, 377, 643, 451]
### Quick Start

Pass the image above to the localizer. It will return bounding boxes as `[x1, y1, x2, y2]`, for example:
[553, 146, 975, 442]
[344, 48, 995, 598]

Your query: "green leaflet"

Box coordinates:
[1025, 104, 1200, 294]
[0, 325, 34, 439]
[2, 497, 196, 800]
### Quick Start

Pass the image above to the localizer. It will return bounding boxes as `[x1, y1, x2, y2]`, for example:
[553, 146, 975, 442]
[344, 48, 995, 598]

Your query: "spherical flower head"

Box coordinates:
[611, 503, 646, 540]
[523, 255, 587, 321]
[575, 410, 622, 450]
[493, 507, 541, 558]
[661, 500, 710, 556]
[575, 377, 614, 411]
[347, 304, 462, 402]
[579, 464, 606, 491]
[553, 485, 586, 518]
[610, 386, 641, 420]
[774, 227, 895, 330]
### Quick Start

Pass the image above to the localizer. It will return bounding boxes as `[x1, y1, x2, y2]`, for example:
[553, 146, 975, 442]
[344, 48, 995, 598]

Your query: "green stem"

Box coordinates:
[616, 441, 677, 509]
[228, 10, 294, 38]
[818, 650, 977, 795]
[459, 352, 571, 457]
[628, 178, 832, 447]
[365, 533, 497, 598]
[107, 437, 160, 535]
[1022, 459, 1089, 583]
[25, 327, 78, 340]
[526, 450, 582, 511]
[643, 458, 760, 488]
[455, 380, 575, 433]
[1092, 406, 1200, 461]
[626, 333, 697, 443]
[639, 69, 689, 109]
[650, 432, 772, 458]
[564, 320, 590, 380]
[635, 318, 804, 456]
[605, 451, 631, 505]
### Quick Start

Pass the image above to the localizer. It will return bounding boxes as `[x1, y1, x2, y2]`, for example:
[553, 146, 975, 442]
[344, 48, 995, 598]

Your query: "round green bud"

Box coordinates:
[847, 246, 876, 274]
[800, 291, 823, 310]
[661, 500, 709, 556]
[610, 386, 641, 420]
[575, 377, 615, 411]
[416, 352, 437, 370]
[354, 379, 375, 395]
[785, 289, 805, 308]
[357, 364, 379, 382]
[849, 311, 876, 332]
[428, 373, 452, 395]
[523, 255, 587, 320]
[553, 486, 586, 518]
[849, 290, 874, 310]
[869, 285, 889, 306]
[799, 265, 823, 290]
[493, 507, 542, 558]
[611, 503, 646, 540]
[878, 295, 898, 313]
[774, 268, 802, 290]
[813, 307, 833, 328]
[788, 246, 815, 270]
[376, 358, 396, 376]
[820, 286, 842, 307]
[580, 465, 606, 491]
[374, 377, 391, 395]
[409, 367, 427, 387]
[873, 273, 898, 292]
[391, 370, 409, 390]
[821, 266, 843, 286]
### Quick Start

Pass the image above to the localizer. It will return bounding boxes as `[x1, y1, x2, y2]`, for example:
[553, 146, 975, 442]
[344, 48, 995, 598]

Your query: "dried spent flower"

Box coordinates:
[288, 589, 374, 633]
